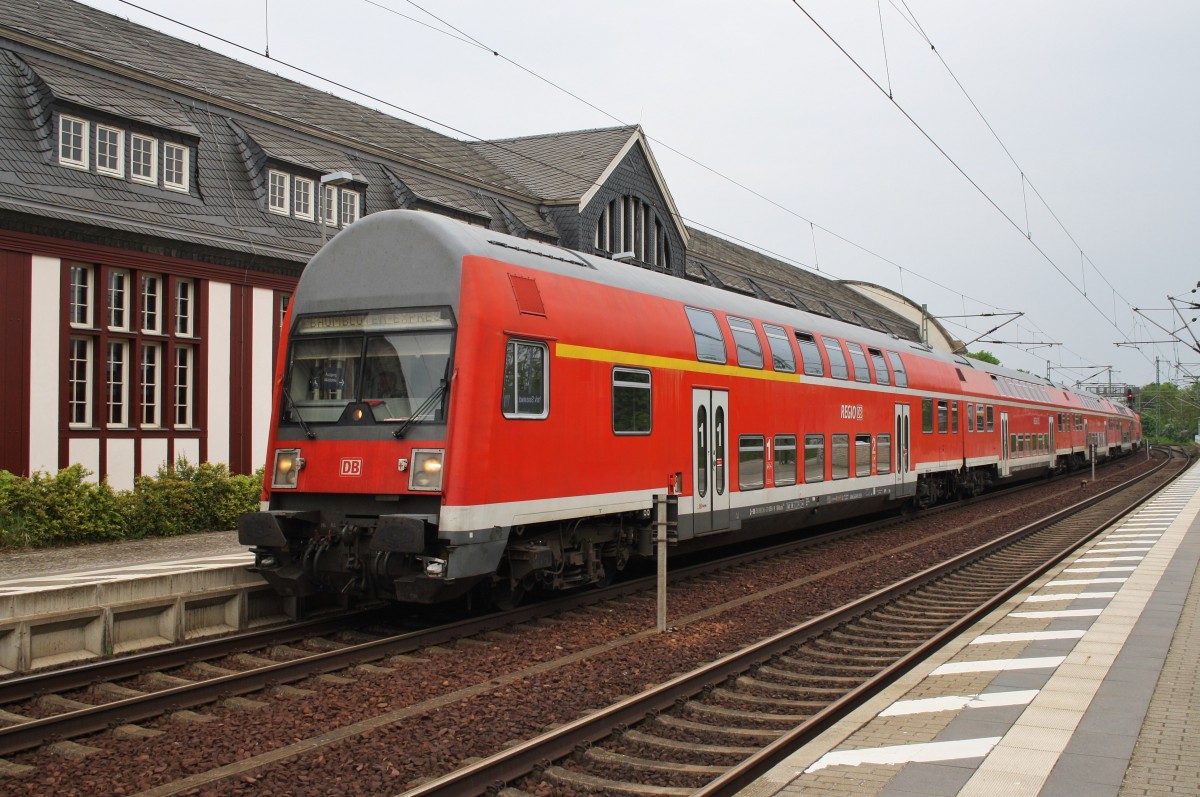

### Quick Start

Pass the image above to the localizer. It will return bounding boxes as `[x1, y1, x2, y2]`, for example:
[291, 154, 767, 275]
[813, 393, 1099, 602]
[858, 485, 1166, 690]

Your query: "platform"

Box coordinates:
[0, 531, 284, 674]
[740, 460, 1200, 797]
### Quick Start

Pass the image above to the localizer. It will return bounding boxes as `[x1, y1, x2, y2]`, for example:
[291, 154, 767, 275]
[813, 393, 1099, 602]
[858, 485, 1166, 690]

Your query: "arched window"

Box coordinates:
[594, 195, 671, 268]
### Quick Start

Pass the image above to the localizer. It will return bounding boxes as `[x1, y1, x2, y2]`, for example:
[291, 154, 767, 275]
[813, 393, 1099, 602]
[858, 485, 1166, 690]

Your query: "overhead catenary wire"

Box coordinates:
[105, 0, 1155, 382]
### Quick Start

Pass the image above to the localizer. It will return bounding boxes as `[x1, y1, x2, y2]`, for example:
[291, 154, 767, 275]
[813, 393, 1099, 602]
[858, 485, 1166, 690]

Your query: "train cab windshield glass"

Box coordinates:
[282, 308, 454, 426]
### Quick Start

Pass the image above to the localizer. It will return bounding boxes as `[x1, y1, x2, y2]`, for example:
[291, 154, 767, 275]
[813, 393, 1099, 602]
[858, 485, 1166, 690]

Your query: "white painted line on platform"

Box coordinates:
[1064, 566, 1137, 574]
[1075, 556, 1144, 563]
[971, 630, 1086, 645]
[881, 690, 1038, 717]
[1024, 592, 1116, 603]
[1010, 609, 1104, 619]
[804, 737, 1003, 773]
[932, 656, 1065, 676]
[1048, 577, 1128, 587]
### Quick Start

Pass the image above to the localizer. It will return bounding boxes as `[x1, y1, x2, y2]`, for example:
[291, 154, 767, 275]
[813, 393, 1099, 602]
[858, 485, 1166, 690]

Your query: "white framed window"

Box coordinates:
[130, 134, 158, 184]
[140, 343, 161, 427]
[107, 269, 130, 330]
[293, 177, 314, 220]
[59, 115, 88, 169]
[68, 337, 92, 427]
[268, 170, 290, 214]
[95, 125, 124, 177]
[279, 292, 291, 329]
[163, 142, 189, 192]
[339, 189, 360, 226]
[174, 279, 194, 337]
[106, 340, 129, 427]
[501, 339, 549, 419]
[322, 184, 338, 226]
[141, 274, 162, 333]
[69, 264, 93, 327]
[174, 344, 194, 428]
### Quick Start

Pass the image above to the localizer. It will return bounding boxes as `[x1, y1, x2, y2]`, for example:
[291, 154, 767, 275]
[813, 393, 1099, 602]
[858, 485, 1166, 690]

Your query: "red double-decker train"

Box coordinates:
[239, 210, 1142, 607]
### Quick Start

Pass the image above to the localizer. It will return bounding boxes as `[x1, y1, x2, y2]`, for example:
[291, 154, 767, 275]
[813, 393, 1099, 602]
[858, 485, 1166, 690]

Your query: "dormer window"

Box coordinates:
[59, 115, 88, 169]
[55, 112, 192, 193]
[268, 170, 290, 214]
[594, 194, 670, 268]
[293, 177, 314, 220]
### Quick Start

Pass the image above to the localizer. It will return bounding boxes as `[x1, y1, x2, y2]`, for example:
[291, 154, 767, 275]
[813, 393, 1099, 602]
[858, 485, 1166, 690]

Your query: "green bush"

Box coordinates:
[0, 460, 263, 550]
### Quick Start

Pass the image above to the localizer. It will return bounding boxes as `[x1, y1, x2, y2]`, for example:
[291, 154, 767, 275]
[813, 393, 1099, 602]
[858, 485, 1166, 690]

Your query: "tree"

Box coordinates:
[964, 350, 1000, 365]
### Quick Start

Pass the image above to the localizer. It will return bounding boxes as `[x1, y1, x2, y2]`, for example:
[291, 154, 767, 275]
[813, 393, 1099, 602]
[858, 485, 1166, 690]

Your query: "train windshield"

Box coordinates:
[282, 308, 453, 426]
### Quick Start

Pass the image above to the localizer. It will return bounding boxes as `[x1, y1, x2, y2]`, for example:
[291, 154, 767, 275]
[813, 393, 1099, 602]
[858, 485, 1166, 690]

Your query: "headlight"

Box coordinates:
[409, 449, 444, 492]
[272, 449, 305, 489]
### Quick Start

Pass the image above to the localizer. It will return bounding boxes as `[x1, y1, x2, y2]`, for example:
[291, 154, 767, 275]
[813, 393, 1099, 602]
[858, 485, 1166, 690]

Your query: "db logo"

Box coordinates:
[340, 458, 363, 477]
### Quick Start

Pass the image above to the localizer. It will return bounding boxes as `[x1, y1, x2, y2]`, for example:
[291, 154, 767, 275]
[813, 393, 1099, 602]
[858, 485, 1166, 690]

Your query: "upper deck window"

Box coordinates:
[868, 347, 890, 385]
[762, 324, 795, 372]
[728, 316, 763, 369]
[795, 331, 824, 377]
[845, 342, 871, 383]
[685, 307, 726, 364]
[822, 337, 849, 380]
[887, 351, 907, 387]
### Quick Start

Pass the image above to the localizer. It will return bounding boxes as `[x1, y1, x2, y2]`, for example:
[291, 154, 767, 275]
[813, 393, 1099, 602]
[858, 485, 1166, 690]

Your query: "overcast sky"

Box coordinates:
[78, 0, 1200, 388]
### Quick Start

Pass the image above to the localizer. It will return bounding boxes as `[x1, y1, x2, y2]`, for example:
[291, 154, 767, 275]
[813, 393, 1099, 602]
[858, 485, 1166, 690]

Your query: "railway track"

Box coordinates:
[0, 449, 1174, 794]
[402, 447, 1186, 797]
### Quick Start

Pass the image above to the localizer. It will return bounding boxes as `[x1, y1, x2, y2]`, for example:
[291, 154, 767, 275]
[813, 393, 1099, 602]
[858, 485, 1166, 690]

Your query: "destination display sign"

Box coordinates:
[295, 307, 453, 334]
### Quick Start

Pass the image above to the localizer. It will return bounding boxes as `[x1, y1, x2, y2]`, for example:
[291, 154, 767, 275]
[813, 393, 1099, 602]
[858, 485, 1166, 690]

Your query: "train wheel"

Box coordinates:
[490, 576, 529, 611]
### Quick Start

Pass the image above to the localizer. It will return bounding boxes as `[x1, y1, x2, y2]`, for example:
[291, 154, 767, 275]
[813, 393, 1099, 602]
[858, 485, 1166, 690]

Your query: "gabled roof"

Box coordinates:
[471, 125, 637, 203]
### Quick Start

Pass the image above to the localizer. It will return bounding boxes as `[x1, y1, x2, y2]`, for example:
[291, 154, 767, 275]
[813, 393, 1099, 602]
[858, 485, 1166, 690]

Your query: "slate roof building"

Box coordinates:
[0, 0, 918, 485]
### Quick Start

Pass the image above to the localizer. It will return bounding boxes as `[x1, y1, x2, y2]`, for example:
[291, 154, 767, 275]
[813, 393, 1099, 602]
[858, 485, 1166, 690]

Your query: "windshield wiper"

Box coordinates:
[282, 387, 317, 440]
[393, 380, 447, 439]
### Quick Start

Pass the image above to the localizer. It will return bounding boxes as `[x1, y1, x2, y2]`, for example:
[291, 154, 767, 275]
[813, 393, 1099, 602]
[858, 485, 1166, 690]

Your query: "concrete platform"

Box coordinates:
[739, 460, 1200, 797]
[0, 531, 287, 674]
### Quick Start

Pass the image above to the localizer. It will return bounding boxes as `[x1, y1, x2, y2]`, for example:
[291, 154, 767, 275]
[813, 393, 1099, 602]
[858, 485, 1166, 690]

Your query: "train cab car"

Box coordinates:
[239, 210, 1142, 609]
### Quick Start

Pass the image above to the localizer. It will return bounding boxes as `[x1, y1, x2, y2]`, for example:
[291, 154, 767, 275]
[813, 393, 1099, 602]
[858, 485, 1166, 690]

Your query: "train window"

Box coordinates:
[738, 435, 765, 490]
[855, 434, 871, 476]
[795, 331, 824, 377]
[684, 307, 726, 364]
[986, 405, 994, 432]
[977, 404, 986, 431]
[967, 403, 975, 432]
[696, 405, 708, 499]
[502, 339, 549, 419]
[886, 351, 907, 387]
[804, 434, 824, 482]
[845, 342, 871, 383]
[763, 324, 796, 372]
[951, 402, 959, 433]
[1012, 434, 1019, 454]
[822, 337, 849, 380]
[774, 434, 797, 486]
[922, 398, 934, 433]
[612, 367, 651, 435]
[937, 400, 948, 433]
[877, 434, 892, 474]
[831, 434, 850, 479]
[728, 316, 764, 369]
[868, 347, 890, 385]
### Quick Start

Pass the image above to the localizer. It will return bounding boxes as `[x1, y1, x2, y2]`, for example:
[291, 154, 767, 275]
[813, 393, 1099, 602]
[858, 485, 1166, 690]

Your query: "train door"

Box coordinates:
[893, 403, 915, 498]
[692, 388, 730, 535]
[1048, 414, 1057, 468]
[999, 411, 1011, 477]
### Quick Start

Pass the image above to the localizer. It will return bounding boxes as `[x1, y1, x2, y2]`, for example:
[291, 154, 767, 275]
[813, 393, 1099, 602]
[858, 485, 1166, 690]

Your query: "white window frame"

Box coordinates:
[174, 279, 194, 337]
[69, 264, 93, 328]
[108, 269, 130, 331]
[322, 184, 338, 227]
[174, 344, 194, 428]
[106, 339, 129, 428]
[68, 337, 93, 428]
[293, 176, 314, 220]
[339, 188, 360, 226]
[163, 142, 189, 192]
[140, 342, 162, 428]
[95, 124, 124, 178]
[268, 169, 290, 215]
[140, 273, 162, 334]
[130, 134, 158, 185]
[59, 115, 88, 170]
[502, 339, 549, 420]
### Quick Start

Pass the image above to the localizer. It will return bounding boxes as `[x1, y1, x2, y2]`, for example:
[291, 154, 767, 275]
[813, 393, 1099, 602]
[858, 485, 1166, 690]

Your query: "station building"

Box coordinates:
[0, 0, 922, 486]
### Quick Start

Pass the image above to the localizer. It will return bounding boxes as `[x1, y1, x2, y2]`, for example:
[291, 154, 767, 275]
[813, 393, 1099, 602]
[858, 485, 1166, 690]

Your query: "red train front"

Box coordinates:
[239, 210, 1142, 609]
